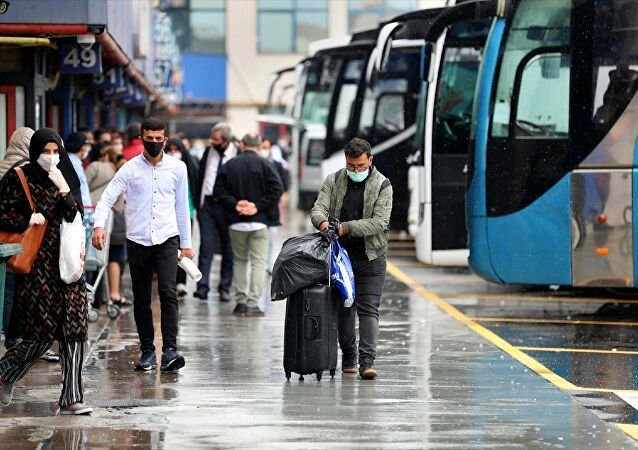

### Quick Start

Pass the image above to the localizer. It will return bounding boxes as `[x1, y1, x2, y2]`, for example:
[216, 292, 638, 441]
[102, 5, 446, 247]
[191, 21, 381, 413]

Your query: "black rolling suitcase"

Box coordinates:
[283, 284, 338, 381]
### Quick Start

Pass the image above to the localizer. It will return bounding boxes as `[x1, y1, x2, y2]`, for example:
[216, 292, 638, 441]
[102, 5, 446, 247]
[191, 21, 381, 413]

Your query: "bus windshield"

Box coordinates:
[300, 56, 341, 125]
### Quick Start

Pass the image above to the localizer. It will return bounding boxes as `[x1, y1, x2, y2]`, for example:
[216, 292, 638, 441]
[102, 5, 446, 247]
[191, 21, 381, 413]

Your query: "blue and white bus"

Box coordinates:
[467, 0, 638, 287]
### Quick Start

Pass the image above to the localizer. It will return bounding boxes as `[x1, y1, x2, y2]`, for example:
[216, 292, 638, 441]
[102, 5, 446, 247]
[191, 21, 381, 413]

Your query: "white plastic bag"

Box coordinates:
[59, 212, 85, 284]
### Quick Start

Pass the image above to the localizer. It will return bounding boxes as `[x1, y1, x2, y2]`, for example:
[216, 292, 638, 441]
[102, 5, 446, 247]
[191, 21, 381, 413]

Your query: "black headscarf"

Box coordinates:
[166, 138, 199, 197]
[22, 128, 84, 215]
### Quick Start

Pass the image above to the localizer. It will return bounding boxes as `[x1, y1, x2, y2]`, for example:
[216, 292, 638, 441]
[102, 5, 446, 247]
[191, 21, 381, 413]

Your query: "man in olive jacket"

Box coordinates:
[311, 138, 392, 380]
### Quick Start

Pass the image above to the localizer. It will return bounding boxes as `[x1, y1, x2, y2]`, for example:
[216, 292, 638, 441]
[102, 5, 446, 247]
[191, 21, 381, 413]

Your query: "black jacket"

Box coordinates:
[213, 150, 283, 225]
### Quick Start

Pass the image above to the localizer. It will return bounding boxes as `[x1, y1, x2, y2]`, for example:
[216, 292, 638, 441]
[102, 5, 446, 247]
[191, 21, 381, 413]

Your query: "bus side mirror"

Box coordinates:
[375, 22, 402, 73]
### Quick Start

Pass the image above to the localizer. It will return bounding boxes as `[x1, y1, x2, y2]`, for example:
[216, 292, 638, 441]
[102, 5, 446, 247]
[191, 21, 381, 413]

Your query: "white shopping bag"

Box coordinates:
[59, 212, 86, 284]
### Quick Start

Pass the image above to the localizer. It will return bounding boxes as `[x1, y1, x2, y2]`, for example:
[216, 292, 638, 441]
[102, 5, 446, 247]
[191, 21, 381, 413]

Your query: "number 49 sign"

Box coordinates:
[59, 44, 102, 74]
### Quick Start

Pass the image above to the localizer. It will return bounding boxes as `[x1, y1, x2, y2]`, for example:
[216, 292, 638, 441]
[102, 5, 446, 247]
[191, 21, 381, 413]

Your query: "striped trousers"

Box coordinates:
[0, 340, 86, 407]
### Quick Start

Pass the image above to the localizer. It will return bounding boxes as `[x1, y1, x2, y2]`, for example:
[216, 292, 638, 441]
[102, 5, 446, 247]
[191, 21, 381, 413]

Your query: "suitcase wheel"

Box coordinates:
[330, 369, 336, 378]
[316, 372, 322, 381]
[285, 371, 291, 381]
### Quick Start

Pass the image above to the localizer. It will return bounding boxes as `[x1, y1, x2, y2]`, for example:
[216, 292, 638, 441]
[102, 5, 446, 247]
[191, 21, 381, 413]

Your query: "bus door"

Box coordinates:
[430, 43, 483, 261]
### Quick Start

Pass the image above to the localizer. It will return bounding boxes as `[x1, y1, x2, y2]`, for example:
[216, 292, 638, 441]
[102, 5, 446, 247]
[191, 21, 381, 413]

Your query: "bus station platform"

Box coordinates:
[0, 227, 637, 448]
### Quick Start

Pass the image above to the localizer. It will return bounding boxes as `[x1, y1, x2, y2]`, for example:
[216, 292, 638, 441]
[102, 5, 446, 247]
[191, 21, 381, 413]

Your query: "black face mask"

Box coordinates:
[213, 143, 225, 153]
[143, 140, 164, 157]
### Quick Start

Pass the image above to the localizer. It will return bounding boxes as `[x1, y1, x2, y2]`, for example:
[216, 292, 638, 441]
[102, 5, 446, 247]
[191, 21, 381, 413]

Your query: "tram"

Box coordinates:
[467, 0, 638, 287]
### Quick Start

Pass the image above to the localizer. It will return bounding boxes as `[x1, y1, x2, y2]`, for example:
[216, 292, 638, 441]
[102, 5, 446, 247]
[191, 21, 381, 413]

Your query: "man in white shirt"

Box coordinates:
[193, 123, 236, 301]
[92, 117, 194, 373]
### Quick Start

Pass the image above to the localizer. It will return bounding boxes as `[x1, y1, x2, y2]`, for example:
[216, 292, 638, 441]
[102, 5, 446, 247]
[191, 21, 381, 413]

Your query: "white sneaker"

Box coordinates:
[60, 402, 93, 415]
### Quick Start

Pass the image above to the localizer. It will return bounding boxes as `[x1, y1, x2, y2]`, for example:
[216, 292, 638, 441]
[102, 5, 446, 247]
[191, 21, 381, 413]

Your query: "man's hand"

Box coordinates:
[92, 227, 106, 250]
[319, 221, 329, 232]
[179, 248, 195, 260]
[338, 223, 345, 236]
[236, 200, 257, 216]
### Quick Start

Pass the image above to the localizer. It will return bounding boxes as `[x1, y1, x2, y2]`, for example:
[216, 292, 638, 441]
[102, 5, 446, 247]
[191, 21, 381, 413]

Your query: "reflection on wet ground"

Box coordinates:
[0, 235, 637, 447]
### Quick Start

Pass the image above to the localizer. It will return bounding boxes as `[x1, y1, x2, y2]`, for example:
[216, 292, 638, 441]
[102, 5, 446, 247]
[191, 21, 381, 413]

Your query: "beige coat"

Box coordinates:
[85, 161, 124, 212]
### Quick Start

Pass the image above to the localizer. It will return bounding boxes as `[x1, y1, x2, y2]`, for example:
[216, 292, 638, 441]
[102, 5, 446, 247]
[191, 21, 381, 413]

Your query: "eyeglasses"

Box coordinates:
[346, 164, 369, 172]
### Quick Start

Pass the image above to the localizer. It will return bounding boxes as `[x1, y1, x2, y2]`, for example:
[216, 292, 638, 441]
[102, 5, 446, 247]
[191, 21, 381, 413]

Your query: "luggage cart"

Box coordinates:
[83, 206, 119, 321]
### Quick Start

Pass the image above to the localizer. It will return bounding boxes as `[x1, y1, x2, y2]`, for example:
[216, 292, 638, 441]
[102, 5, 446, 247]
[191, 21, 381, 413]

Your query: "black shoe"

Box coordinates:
[193, 287, 208, 299]
[135, 350, 157, 371]
[245, 306, 265, 317]
[233, 303, 248, 316]
[160, 348, 185, 372]
[218, 290, 231, 303]
[359, 364, 377, 380]
[342, 352, 357, 374]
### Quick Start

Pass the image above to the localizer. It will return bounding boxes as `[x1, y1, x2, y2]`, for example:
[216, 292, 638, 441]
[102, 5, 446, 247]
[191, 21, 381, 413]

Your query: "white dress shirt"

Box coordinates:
[94, 153, 192, 248]
[200, 142, 236, 206]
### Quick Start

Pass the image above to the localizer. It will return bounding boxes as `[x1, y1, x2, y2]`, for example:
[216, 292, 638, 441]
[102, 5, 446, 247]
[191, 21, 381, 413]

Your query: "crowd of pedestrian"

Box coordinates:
[0, 116, 389, 414]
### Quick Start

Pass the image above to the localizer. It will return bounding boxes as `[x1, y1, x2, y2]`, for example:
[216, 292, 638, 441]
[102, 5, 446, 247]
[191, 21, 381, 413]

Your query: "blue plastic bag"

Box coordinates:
[331, 240, 355, 307]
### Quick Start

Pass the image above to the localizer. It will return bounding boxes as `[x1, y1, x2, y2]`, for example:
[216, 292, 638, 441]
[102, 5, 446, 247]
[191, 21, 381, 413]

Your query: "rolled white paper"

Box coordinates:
[178, 254, 202, 282]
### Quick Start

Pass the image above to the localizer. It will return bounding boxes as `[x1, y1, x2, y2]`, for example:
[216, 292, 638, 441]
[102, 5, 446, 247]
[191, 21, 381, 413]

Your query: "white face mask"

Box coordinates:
[37, 153, 60, 172]
[170, 151, 182, 160]
[81, 145, 91, 160]
[258, 150, 270, 159]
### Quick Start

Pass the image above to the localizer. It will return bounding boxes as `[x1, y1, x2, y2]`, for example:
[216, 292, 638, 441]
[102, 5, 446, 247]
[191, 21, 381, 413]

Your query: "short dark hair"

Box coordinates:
[141, 118, 165, 135]
[126, 122, 141, 141]
[344, 138, 371, 158]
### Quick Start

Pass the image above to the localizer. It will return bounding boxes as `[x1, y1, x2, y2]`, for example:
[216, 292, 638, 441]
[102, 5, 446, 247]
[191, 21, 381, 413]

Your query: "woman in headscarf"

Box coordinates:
[0, 128, 92, 415]
[165, 138, 198, 298]
[0, 127, 34, 352]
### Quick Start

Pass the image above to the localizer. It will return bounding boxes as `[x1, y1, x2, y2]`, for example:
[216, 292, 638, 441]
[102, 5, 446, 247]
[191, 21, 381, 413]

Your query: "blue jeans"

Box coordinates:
[197, 200, 233, 294]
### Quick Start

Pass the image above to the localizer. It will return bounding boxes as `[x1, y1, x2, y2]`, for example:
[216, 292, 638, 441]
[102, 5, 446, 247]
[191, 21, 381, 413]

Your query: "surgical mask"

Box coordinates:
[347, 169, 369, 183]
[143, 140, 164, 158]
[170, 151, 182, 160]
[258, 150, 270, 159]
[81, 145, 91, 160]
[37, 153, 60, 172]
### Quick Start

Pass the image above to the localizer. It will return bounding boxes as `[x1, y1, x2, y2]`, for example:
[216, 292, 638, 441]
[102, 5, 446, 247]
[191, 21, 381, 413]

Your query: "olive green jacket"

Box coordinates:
[311, 167, 393, 261]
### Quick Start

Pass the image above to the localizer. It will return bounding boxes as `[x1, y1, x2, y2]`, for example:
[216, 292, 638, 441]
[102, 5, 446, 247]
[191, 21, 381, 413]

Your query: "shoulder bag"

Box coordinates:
[0, 167, 48, 274]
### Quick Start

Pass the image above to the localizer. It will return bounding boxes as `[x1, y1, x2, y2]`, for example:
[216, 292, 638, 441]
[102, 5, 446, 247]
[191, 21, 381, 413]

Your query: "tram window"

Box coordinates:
[514, 53, 569, 138]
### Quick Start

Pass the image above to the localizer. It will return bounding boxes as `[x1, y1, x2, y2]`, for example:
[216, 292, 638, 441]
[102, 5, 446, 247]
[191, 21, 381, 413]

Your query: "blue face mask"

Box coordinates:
[347, 169, 369, 183]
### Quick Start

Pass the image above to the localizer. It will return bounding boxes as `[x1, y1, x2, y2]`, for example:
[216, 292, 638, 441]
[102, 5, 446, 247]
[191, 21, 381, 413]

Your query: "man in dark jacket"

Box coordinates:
[311, 138, 393, 380]
[214, 133, 283, 317]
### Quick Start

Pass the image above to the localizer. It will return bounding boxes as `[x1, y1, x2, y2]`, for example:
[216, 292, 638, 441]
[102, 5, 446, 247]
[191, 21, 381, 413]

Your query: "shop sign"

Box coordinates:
[91, 65, 124, 90]
[59, 44, 102, 74]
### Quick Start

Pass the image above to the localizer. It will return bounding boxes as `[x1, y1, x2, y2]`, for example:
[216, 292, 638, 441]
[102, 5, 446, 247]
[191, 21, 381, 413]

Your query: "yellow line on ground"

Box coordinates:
[446, 293, 638, 305]
[515, 346, 638, 355]
[471, 317, 638, 327]
[617, 424, 638, 441]
[385, 262, 578, 390]
[388, 242, 417, 248]
[389, 260, 434, 268]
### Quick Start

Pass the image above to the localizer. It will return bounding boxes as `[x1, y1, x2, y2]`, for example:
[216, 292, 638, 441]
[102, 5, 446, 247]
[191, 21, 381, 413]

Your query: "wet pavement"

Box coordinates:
[1, 220, 638, 448]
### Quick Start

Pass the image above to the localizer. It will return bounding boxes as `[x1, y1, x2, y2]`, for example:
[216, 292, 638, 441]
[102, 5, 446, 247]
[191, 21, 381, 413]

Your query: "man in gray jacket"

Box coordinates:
[311, 138, 392, 380]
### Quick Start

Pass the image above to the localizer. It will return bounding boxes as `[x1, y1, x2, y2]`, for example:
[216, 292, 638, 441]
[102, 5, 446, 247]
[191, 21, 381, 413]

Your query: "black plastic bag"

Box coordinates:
[271, 233, 330, 301]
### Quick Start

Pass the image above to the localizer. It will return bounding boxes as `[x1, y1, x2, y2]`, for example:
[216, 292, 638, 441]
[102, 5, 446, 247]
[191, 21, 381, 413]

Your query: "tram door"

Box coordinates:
[0, 86, 17, 158]
[429, 46, 481, 263]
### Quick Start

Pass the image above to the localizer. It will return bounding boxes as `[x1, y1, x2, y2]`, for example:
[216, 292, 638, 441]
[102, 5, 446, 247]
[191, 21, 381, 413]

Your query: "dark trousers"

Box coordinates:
[338, 255, 386, 367]
[2, 272, 17, 349]
[127, 236, 179, 353]
[197, 199, 233, 294]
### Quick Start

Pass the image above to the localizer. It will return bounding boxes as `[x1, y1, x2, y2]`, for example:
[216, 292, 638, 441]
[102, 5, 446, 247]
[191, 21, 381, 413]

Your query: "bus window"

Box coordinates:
[374, 93, 406, 140]
[434, 46, 482, 154]
[514, 53, 569, 138]
[332, 58, 365, 143]
[490, 0, 571, 138]
[300, 57, 340, 124]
